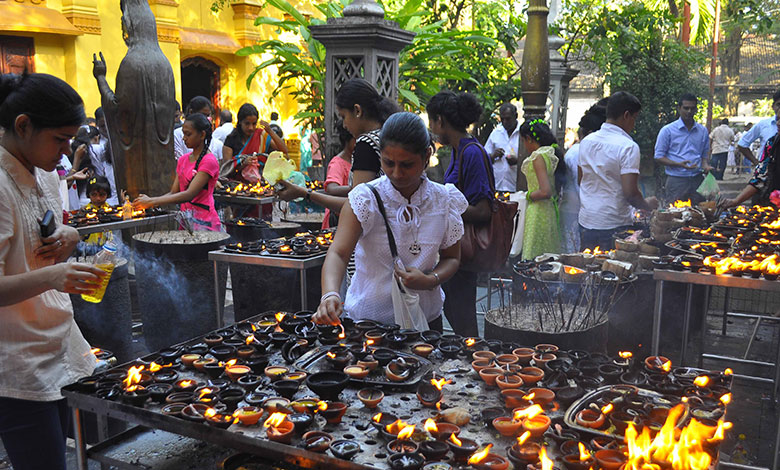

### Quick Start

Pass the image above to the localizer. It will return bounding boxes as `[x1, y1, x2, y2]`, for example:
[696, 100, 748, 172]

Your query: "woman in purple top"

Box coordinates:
[427, 90, 494, 337]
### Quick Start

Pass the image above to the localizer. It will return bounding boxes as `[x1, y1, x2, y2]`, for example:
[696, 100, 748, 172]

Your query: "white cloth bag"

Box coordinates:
[391, 273, 429, 332]
[509, 191, 528, 258]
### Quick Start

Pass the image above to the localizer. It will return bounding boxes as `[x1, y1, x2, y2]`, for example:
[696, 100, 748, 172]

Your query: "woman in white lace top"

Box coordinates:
[314, 112, 468, 329]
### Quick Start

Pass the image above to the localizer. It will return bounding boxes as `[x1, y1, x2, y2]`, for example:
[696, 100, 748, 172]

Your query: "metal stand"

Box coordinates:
[209, 250, 327, 327]
[75, 213, 175, 235]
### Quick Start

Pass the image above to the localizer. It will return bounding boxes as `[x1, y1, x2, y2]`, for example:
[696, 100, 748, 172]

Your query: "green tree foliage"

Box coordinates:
[558, 0, 707, 158]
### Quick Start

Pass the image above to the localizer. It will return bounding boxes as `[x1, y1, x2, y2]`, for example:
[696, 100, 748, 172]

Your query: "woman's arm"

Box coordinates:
[395, 241, 461, 291]
[275, 180, 349, 213]
[313, 200, 362, 325]
[325, 182, 352, 197]
[721, 185, 758, 209]
[527, 155, 553, 202]
[462, 198, 491, 224]
[261, 121, 289, 155]
[134, 172, 208, 209]
[222, 145, 234, 163]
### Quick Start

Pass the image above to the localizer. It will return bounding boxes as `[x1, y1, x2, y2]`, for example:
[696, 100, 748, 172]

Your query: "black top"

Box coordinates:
[350, 129, 382, 177]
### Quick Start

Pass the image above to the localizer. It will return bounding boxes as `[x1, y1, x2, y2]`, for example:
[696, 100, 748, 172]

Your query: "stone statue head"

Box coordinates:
[120, 0, 159, 47]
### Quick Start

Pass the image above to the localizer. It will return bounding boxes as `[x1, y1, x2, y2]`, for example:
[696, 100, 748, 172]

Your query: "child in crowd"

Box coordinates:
[76, 176, 114, 256]
[133, 113, 222, 232]
[322, 123, 355, 229]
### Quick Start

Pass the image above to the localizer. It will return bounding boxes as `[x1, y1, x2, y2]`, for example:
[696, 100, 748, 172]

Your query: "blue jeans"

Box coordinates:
[710, 152, 728, 180]
[579, 224, 632, 252]
[0, 397, 69, 470]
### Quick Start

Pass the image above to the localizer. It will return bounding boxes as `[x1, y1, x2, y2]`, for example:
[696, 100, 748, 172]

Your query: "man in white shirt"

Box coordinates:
[709, 118, 734, 180]
[737, 89, 779, 170]
[93, 107, 119, 205]
[173, 96, 223, 161]
[578, 91, 658, 250]
[483, 102, 520, 191]
[212, 109, 233, 143]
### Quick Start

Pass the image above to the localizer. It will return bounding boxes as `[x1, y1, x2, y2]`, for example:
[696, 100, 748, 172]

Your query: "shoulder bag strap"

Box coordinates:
[368, 185, 398, 259]
[457, 140, 497, 196]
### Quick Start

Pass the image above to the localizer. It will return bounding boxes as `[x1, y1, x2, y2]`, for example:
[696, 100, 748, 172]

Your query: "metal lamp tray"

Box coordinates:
[294, 347, 433, 389]
[664, 239, 727, 257]
[563, 385, 690, 441]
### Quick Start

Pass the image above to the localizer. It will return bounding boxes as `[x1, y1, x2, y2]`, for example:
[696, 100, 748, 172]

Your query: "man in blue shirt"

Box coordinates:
[737, 89, 779, 168]
[654, 93, 711, 203]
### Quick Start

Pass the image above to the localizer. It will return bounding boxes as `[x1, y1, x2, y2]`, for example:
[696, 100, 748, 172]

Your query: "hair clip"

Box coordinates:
[551, 143, 559, 148]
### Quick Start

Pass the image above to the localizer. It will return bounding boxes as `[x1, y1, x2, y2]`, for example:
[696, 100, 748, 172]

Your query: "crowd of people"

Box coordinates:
[1, 65, 778, 469]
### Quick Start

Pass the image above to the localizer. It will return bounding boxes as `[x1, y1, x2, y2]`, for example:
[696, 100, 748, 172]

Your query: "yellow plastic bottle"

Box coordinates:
[81, 242, 118, 303]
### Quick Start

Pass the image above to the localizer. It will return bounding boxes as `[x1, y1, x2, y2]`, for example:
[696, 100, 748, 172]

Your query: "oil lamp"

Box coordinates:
[468, 444, 509, 470]
[264, 412, 294, 443]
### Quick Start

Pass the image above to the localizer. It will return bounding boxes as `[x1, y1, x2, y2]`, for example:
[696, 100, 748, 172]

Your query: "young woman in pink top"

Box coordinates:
[134, 113, 221, 231]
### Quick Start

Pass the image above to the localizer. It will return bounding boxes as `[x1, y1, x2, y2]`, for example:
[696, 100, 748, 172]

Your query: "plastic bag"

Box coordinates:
[390, 272, 428, 332]
[263, 151, 296, 185]
[509, 191, 528, 258]
[241, 160, 261, 183]
[696, 172, 720, 199]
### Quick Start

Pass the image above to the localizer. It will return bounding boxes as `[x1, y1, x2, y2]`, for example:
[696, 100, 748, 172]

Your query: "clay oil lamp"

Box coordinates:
[388, 426, 419, 453]
[181, 403, 209, 422]
[218, 386, 247, 412]
[424, 419, 460, 441]
[358, 355, 379, 371]
[357, 388, 384, 408]
[371, 412, 399, 431]
[121, 385, 150, 407]
[233, 406, 263, 426]
[386, 358, 417, 382]
[492, 416, 523, 437]
[95, 386, 121, 401]
[419, 440, 449, 461]
[609, 410, 638, 434]
[287, 412, 314, 434]
[161, 402, 187, 418]
[535, 343, 559, 353]
[472, 350, 496, 362]
[423, 462, 452, 470]
[344, 364, 370, 379]
[528, 388, 555, 407]
[318, 401, 348, 424]
[417, 375, 449, 407]
[438, 341, 463, 359]
[532, 352, 557, 368]
[290, 397, 320, 414]
[330, 440, 361, 461]
[165, 391, 193, 404]
[446, 434, 478, 462]
[521, 414, 550, 439]
[561, 443, 594, 470]
[620, 369, 648, 386]
[508, 431, 541, 467]
[302, 431, 333, 453]
[468, 444, 509, 470]
[365, 329, 385, 346]
[282, 370, 307, 384]
[471, 359, 493, 374]
[181, 354, 202, 368]
[598, 364, 623, 384]
[263, 396, 291, 413]
[593, 449, 625, 470]
[495, 354, 519, 367]
[325, 349, 353, 370]
[412, 343, 434, 358]
[463, 337, 485, 352]
[500, 389, 528, 409]
[146, 383, 173, 404]
[209, 345, 236, 362]
[269, 332, 292, 347]
[264, 365, 289, 382]
[224, 363, 251, 382]
[385, 331, 408, 348]
[237, 373, 262, 391]
[264, 412, 294, 444]
[389, 452, 425, 470]
[373, 348, 397, 367]
[236, 345, 255, 359]
[203, 361, 225, 380]
[203, 407, 237, 430]
[496, 374, 524, 390]
[204, 334, 224, 347]
[614, 350, 633, 368]
[478, 367, 503, 386]
[512, 348, 535, 365]
[272, 379, 300, 400]
[193, 357, 216, 372]
[420, 330, 442, 344]
[645, 355, 672, 374]
[518, 367, 545, 384]
[306, 371, 349, 401]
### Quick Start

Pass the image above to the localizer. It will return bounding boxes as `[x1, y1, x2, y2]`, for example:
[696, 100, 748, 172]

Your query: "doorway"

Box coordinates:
[180, 57, 220, 113]
[0, 35, 35, 74]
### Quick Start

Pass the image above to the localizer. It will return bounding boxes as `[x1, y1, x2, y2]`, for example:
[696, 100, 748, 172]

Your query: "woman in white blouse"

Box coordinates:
[314, 112, 468, 330]
[0, 73, 105, 470]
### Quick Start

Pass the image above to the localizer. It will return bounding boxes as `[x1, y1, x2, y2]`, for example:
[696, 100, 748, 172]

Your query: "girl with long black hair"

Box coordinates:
[134, 113, 222, 231]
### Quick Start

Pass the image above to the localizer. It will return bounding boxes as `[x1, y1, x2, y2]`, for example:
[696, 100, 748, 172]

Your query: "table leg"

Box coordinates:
[300, 268, 308, 310]
[72, 407, 88, 470]
[722, 287, 730, 335]
[699, 285, 711, 368]
[214, 260, 223, 328]
[681, 284, 693, 365]
[774, 402, 780, 470]
[652, 280, 664, 356]
[774, 321, 780, 403]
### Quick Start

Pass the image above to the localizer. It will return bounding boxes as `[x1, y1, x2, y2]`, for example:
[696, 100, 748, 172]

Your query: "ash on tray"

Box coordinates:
[133, 231, 230, 245]
[486, 304, 604, 334]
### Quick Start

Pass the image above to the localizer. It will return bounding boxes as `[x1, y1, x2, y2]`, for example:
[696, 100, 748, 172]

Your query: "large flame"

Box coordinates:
[467, 444, 493, 465]
[245, 335, 255, 345]
[275, 312, 286, 323]
[540, 447, 553, 470]
[123, 366, 144, 389]
[449, 434, 462, 447]
[204, 408, 217, 418]
[372, 412, 382, 423]
[263, 412, 288, 428]
[516, 431, 531, 446]
[513, 404, 544, 422]
[619, 351, 633, 359]
[465, 338, 476, 347]
[661, 360, 672, 373]
[601, 403, 614, 415]
[694, 376, 710, 387]
[578, 442, 591, 460]
[671, 200, 692, 208]
[424, 418, 438, 433]
[385, 419, 413, 435]
[397, 424, 416, 440]
[431, 376, 452, 390]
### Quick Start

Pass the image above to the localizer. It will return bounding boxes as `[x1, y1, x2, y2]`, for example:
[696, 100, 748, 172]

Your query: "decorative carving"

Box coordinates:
[64, 13, 101, 34]
[13, 0, 46, 4]
[156, 25, 180, 43]
[375, 58, 394, 97]
[93, 0, 176, 198]
[148, 0, 177, 5]
[231, 3, 260, 19]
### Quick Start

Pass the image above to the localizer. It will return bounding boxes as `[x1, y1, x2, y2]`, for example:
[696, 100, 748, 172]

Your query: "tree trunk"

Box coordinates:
[719, 26, 742, 116]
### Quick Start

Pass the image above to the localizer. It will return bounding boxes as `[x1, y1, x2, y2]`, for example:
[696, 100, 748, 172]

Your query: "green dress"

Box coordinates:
[521, 146, 562, 259]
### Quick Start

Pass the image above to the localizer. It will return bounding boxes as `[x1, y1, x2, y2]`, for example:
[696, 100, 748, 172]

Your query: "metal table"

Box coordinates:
[214, 193, 275, 206]
[75, 214, 176, 235]
[209, 250, 327, 327]
[651, 269, 780, 470]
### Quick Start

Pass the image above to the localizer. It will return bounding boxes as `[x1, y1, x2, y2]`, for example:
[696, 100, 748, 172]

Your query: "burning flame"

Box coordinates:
[372, 413, 382, 423]
[619, 351, 633, 359]
[246, 335, 255, 345]
[337, 324, 346, 339]
[540, 447, 553, 470]
[578, 442, 591, 460]
[263, 412, 288, 428]
[326, 352, 337, 359]
[397, 424, 416, 440]
[90, 348, 101, 354]
[179, 380, 194, 388]
[275, 312, 286, 323]
[564, 266, 585, 275]
[126, 385, 140, 392]
[516, 431, 531, 446]
[513, 404, 544, 422]
[522, 392, 536, 401]
[225, 359, 237, 368]
[671, 200, 692, 208]
[467, 444, 493, 465]
[662, 360, 672, 373]
[724, 368, 733, 375]
[465, 338, 476, 347]
[204, 408, 217, 418]
[123, 366, 144, 389]
[431, 377, 451, 390]
[424, 419, 438, 433]
[720, 393, 731, 405]
[198, 388, 213, 399]
[694, 376, 710, 387]
[385, 419, 414, 435]
[601, 403, 614, 415]
[149, 362, 164, 373]
[449, 434, 463, 447]
[710, 420, 733, 442]
[317, 401, 328, 412]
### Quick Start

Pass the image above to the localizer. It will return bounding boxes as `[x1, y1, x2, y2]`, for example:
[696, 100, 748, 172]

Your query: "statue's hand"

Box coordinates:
[92, 52, 107, 78]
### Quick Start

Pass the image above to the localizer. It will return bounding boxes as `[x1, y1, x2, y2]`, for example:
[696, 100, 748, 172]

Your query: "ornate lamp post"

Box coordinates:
[548, 35, 579, 144]
[521, 0, 551, 122]
[310, 0, 414, 159]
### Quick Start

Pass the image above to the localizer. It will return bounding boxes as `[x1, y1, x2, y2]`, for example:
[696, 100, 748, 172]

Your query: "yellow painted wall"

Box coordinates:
[10, 0, 308, 133]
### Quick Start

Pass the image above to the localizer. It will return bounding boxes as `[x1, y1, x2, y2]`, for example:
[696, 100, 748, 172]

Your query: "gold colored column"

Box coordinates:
[521, 0, 550, 121]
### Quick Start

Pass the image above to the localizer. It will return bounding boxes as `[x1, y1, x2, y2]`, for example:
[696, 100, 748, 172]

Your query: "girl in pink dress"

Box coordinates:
[133, 114, 221, 231]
